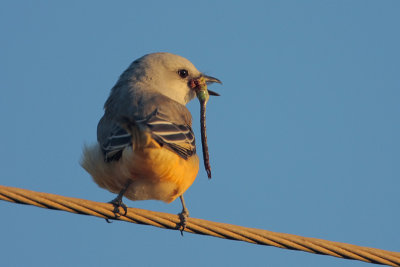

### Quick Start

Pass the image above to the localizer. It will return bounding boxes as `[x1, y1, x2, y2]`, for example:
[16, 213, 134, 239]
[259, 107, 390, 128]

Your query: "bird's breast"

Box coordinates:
[120, 140, 200, 203]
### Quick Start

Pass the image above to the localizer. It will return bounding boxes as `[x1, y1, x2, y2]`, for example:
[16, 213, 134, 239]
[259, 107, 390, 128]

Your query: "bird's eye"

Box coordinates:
[178, 69, 189, 78]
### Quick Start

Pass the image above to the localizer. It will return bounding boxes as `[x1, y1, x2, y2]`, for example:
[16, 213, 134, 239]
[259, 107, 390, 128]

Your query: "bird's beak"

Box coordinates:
[202, 75, 222, 96]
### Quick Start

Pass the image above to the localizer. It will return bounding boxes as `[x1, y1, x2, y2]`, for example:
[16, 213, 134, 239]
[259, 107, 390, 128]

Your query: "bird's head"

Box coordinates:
[127, 52, 221, 105]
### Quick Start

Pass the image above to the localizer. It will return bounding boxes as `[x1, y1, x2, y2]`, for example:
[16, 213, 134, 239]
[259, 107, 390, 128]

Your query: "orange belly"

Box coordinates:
[82, 143, 199, 203]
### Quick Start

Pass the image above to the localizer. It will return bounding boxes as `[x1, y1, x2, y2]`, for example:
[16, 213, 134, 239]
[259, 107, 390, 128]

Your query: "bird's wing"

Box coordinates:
[98, 110, 196, 162]
[98, 118, 132, 162]
[147, 110, 196, 159]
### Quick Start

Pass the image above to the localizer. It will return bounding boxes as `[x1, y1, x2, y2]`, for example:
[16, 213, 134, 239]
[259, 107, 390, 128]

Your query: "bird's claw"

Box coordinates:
[178, 210, 189, 236]
[108, 197, 128, 218]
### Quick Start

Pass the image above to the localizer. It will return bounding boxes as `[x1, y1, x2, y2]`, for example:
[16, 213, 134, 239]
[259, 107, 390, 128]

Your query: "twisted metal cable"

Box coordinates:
[1, 185, 399, 266]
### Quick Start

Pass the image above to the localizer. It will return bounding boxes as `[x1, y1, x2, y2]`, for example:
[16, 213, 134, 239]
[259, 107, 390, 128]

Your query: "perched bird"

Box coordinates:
[81, 52, 221, 229]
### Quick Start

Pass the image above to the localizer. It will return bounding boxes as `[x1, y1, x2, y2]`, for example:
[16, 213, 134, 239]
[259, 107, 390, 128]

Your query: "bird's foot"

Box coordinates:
[178, 209, 189, 236]
[108, 196, 128, 219]
[105, 181, 131, 222]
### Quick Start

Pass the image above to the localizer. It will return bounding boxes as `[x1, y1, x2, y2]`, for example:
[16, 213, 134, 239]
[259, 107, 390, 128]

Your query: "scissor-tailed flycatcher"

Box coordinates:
[81, 52, 221, 230]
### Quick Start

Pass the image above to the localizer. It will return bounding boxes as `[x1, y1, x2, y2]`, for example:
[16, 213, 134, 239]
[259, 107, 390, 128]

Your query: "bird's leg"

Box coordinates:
[178, 195, 190, 235]
[107, 181, 132, 220]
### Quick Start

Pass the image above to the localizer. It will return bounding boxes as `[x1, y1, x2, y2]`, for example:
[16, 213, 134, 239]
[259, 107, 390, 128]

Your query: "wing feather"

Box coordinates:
[100, 110, 196, 161]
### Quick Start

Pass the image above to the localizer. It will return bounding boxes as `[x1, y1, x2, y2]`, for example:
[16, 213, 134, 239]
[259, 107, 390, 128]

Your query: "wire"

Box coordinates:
[1, 185, 399, 266]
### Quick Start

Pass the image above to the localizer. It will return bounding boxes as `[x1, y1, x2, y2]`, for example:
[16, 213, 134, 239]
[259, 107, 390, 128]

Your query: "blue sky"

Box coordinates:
[1, 1, 399, 266]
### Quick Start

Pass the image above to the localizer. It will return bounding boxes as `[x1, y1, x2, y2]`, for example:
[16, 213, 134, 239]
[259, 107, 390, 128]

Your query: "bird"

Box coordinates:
[81, 52, 221, 230]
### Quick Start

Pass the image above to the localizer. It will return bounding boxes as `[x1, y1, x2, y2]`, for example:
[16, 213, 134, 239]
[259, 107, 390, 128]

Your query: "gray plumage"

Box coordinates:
[81, 52, 220, 206]
[97, 53, 199, 162]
